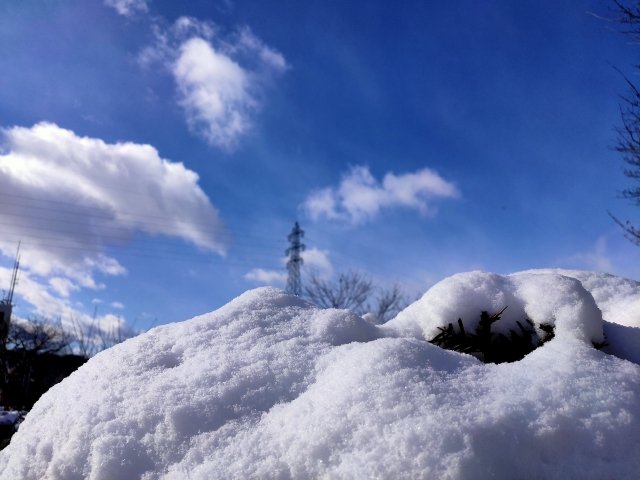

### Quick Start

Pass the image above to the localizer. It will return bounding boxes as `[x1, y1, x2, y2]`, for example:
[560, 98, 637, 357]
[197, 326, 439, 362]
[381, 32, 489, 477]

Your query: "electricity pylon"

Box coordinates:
[285, 222, 305, 296]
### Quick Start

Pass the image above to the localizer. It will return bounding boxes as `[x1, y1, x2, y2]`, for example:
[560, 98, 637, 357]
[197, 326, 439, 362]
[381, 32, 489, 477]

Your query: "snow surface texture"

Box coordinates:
[1, 271, 640, 479]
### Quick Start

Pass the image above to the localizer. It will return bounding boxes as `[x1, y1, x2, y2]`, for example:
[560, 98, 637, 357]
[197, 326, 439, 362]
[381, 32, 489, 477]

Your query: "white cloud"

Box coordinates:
[0, 122, 228, 267]
[0, 122, 229, 332]
[303, 165, 459, 224]
[174, 38, 253, 149]
[233, 27, 288, 73]
[49, 277, 81, 298]
[302, 247, 333, 278]
[110, 301, 125, 310]
[1, 267, 75, 322]
[104, 0, 149, 17]
[141, 18, 287, 149]
[0, 266, 132, 350]
[244, 268, 287, 286]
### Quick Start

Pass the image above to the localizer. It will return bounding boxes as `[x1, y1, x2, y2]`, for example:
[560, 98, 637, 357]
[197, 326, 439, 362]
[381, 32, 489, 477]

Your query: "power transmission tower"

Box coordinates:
[285, 222, 305, 296]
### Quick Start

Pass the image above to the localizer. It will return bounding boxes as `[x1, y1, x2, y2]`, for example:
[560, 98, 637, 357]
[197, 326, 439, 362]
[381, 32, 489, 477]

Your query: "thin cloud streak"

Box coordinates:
[104, 0, 149, 17]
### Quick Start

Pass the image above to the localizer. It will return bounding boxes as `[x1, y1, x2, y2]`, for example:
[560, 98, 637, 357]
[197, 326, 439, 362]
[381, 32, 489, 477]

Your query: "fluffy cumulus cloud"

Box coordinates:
[141, 18, 287, 149]
[303, 165, 459, 224]
[173, 38, 253, 149]
[0, 122, 228, 335]
[245, 247, 333, 287]
[104, 0, 149, 17]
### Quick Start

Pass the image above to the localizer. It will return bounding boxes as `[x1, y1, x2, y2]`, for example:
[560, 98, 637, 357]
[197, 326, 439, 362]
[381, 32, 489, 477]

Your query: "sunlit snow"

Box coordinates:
[1, 270, 639, 479]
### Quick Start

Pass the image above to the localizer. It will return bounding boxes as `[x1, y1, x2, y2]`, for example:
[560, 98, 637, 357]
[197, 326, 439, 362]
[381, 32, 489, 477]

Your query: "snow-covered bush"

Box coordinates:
[0, 270, 639, 479]
[428, 307, 556, 363]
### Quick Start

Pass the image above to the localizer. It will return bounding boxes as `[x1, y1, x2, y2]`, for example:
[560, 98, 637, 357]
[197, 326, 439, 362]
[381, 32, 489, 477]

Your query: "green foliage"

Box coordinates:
[429, 307, 556, 364]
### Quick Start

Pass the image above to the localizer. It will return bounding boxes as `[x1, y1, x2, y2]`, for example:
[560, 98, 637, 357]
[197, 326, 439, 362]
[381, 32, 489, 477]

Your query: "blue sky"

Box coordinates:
[1, 0, 640, 335]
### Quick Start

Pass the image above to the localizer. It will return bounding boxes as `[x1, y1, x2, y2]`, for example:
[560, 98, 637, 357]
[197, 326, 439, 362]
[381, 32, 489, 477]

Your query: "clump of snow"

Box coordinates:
[1, 274, 640, 479]
[385, 271, 605, 346]
[520, 268, 640, 328]
[520, 269, 640, 364]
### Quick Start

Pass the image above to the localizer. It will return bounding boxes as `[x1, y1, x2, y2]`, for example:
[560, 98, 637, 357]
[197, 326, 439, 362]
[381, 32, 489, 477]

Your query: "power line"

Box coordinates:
[0, 238, 284, 266]
[0, 192, 317, 274]
[0, 197, 230, 233]
[0, 189, 288, 227]
[0, 191, 291, 249]
[0, 212, 284, 248]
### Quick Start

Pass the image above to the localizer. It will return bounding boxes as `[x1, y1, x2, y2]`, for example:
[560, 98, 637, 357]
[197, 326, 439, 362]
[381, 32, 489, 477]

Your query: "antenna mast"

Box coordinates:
[7, 242, 20, 305]
[285, 222, 305, 296]
[1, 242, 20, 343]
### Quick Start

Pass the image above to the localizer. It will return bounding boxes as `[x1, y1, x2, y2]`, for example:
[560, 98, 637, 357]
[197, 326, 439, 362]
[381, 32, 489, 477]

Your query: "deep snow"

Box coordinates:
[1, 270, 639, 479]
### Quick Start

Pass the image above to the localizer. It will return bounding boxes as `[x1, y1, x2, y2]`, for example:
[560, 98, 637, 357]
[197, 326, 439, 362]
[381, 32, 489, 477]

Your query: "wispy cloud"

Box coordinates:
[301, 247, 333, 278]
[560, 236, 615, 273]
[0, 122, 229, 327]
[141, 17, 287, 149]
[104, 0, 149, 17]
[303, 165, 459, 224]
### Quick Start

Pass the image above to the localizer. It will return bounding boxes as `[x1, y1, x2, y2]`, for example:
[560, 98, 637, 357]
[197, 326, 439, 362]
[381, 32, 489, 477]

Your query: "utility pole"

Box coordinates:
[285, 222, 305, 296]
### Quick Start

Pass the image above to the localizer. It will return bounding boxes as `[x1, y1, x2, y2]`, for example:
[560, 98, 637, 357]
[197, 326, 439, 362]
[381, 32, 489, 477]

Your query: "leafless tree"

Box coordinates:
[0, 315, 134, 410]
[3, 318, 70, 356]
[304, 271, 373, 312]
[610, 1, 640, 244]
[373, 284, 408, 323]
[0, 318, 74, 409]
[303, 270, 409, 323]
[68, 315, 130, 358]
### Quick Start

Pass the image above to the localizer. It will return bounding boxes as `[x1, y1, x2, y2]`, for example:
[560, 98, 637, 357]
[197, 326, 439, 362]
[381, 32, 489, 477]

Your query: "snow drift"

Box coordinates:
[1, 270, 640, 479]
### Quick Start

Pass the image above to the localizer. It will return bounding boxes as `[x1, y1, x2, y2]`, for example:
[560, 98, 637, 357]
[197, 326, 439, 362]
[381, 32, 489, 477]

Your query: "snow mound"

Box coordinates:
[518, 269, 640, 364]
[520, 268, 640, 328]
[385, 271, 605, 346]
[2, 276, 640, 479]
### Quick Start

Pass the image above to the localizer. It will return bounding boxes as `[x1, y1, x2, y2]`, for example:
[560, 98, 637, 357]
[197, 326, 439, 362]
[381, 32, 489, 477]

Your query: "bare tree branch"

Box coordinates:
[611, 1, 640, 241]
[374, 284, 409, 323]
[303, 271, 373, 313]
[303, 270, 410, 323]
[5, 318, 71, 356]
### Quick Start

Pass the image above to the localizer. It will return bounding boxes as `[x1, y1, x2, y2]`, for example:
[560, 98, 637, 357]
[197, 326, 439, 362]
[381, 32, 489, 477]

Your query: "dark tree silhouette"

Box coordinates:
[610, 1, 640, 244]
[303, 270, 409, 323]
